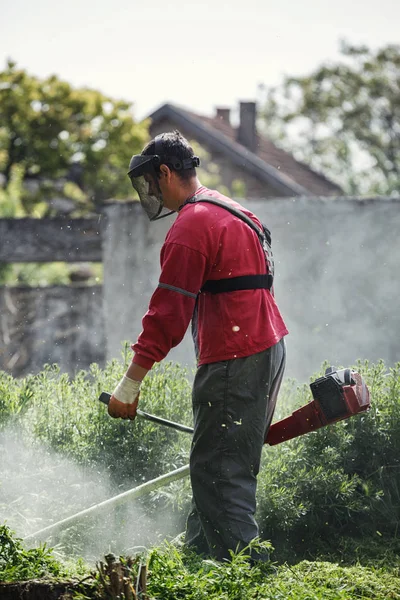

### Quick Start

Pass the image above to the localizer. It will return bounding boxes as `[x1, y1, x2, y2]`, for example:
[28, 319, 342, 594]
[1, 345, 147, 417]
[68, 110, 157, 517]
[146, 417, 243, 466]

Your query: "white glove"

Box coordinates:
[108, 375, 141, 419]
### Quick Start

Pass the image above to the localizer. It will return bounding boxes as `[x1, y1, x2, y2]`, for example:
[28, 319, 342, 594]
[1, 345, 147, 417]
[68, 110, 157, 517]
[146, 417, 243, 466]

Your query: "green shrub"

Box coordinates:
[0, 524, 73, 582]
[0, 359, 192, 484]
[0, 357, 194, 557]
[1, 358, 400, 564]
[257, 360, 400, 561]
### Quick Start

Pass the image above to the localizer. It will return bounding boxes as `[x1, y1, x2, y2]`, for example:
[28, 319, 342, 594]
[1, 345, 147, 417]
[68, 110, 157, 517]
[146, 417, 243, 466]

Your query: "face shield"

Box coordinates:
[127, 154, 173, 221]
[127, 152, 201, 221]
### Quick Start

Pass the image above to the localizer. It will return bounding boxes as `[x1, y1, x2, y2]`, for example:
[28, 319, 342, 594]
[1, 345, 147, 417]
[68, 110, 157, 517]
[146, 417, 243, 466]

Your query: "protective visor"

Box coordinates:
[128, 155, 173, 221]
[127, 153, 200, 221]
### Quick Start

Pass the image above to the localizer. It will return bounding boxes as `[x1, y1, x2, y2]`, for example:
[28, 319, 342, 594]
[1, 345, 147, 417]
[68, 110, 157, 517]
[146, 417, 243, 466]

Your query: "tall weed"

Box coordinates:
[0, 360, 192, 484]
[1, 358, 400, 563]
[257, 360, 400, 561]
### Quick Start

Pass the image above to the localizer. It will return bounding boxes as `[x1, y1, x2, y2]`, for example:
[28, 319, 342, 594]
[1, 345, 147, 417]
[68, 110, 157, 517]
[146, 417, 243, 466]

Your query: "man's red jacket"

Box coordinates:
[132, 186, 288, 369]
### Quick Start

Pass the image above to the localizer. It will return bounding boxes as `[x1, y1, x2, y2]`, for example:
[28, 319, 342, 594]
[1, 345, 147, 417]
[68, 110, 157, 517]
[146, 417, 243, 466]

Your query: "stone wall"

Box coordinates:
[0, 285, 104, 377]
[101, 202, 172, 363]
[1, 196, 399, 382]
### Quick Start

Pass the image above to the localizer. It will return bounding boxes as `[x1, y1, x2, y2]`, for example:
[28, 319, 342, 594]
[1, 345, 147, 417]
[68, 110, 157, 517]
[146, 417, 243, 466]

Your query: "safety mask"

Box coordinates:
[127, 151, 200, 222]
[127, 155, 171, 221]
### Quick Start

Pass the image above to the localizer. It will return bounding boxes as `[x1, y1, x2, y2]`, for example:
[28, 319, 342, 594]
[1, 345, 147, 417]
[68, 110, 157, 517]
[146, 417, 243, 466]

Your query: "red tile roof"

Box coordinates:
[149, 103, 342, 196]
[199, 113, 342, 196]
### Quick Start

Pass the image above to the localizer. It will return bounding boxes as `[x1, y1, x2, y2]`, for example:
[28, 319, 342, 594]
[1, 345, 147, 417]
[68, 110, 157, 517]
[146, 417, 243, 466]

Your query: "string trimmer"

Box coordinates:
[23, 366, 370, 542]
[99, 366, 370, 445]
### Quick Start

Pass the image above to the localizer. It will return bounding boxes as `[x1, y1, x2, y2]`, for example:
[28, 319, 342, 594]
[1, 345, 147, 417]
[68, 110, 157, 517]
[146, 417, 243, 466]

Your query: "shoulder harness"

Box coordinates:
[183, 194, 274, 294]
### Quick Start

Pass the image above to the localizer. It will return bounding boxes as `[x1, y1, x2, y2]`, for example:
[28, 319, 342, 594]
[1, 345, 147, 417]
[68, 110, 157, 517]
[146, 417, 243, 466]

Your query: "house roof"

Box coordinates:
[148, 103, 342, 197]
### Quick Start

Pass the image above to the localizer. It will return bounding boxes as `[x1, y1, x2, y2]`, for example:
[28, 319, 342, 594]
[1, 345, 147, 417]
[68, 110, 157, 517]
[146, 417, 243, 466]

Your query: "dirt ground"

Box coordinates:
[0, 580, 86, 600]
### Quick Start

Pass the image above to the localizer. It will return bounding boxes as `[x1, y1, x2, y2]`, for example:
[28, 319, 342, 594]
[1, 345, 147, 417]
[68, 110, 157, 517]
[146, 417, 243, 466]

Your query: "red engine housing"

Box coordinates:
[265, 368, 370, 446]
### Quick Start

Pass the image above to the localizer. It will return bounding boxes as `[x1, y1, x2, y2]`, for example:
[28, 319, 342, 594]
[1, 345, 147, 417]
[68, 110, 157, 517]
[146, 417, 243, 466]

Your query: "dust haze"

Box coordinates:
[0, 427, 183, 561]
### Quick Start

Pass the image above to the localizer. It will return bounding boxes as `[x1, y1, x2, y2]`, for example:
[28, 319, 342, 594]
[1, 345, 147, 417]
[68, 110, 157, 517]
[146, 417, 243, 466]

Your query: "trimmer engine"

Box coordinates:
[265, 367, 370, 446]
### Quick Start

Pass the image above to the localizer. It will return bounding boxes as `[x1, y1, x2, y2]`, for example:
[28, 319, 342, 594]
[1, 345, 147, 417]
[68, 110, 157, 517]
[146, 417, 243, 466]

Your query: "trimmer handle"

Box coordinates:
[98, 391, 194, 434]
[99, 391, 112, 405]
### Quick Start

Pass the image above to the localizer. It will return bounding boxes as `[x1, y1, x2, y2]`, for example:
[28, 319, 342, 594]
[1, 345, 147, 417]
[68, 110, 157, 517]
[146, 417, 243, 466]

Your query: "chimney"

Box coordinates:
[237, 101, 257, 152]
[215, 107, 231, 125]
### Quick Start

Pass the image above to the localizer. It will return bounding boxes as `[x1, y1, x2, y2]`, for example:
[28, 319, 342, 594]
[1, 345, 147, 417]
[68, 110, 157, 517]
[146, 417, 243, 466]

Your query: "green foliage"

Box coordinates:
[146, 541, 274, 600]
[0, 359, 192, 484]
[0, 163, 45, 218]
[0, 59, 148, 215]
[1, 358, 400, 566]
[1, 529, 398, 599]
[0, 357, 193, 557]
[261, 42, 400, 196]
[257, 360, 400, 562]
[0, 262, 103, 286]
[82, 542, 400, 600]
[1, 359, 400, 596]
[0, 524, 72, 582]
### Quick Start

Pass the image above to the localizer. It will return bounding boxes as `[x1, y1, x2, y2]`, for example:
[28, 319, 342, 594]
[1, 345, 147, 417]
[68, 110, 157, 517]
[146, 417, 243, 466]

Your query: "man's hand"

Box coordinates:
[108, 375, 141, 420]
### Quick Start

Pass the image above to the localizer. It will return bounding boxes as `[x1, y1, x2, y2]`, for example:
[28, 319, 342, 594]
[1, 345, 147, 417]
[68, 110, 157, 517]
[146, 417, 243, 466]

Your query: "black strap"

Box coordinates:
[183, 195, 273, 295]
[184, 195, 271, 245]
[202, 274, 273, 294]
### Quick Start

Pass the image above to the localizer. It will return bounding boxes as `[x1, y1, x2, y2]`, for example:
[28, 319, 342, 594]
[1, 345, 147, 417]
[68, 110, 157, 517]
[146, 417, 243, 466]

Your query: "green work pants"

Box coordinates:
[185, 338, 286, 562]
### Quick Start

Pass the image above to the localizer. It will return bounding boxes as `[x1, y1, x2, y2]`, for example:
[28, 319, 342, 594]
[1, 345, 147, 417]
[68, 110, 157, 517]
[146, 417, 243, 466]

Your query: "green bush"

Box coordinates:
[0, 524, 72, 582]
[0, 358, 193, 557]
[0, 359, 192, 484]
[1, 358, 400, 564]
[257, 360, 400, 561]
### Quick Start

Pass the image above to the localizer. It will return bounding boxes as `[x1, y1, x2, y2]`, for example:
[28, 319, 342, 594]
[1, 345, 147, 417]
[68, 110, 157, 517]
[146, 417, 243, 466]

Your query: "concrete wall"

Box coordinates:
[102, 203, 172, 362]
[1, 196, 398, 382]
[244, 196, 400, 379]
[0, 286, 104, 377]
[103, 197, 400, 381]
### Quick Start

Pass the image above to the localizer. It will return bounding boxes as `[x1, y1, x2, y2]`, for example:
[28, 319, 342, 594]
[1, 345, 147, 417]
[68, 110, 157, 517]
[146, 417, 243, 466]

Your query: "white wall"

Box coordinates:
[102, 197, 400, 382]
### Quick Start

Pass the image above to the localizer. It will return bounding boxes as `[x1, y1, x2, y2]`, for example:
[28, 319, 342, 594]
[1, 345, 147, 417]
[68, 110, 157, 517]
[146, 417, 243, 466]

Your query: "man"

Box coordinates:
[108, 130, 288, 562]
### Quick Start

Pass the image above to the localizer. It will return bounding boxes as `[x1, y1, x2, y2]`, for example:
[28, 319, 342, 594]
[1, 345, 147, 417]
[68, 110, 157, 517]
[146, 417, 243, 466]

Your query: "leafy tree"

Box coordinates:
[0, 60, 148, 215]
[260, 42, 400, 196]
[0, 161, 100, 285]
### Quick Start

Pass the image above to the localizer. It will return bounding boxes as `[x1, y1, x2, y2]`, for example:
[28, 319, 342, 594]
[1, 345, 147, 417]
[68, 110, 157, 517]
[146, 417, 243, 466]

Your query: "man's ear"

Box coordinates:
[159, 164, 172, 181]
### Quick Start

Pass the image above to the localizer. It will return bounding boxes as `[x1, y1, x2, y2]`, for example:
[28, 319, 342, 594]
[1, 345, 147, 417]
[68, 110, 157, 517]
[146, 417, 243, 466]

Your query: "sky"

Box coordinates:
[1, 0, 399, 121]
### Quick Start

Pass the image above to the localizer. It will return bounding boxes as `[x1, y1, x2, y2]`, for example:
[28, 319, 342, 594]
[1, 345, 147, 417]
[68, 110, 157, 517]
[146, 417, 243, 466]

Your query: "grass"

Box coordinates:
[0, 524, 86, 583]
[0, 357, 193, 483]
[2, 528, 399, 600]
[143, 543, 400, 600]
